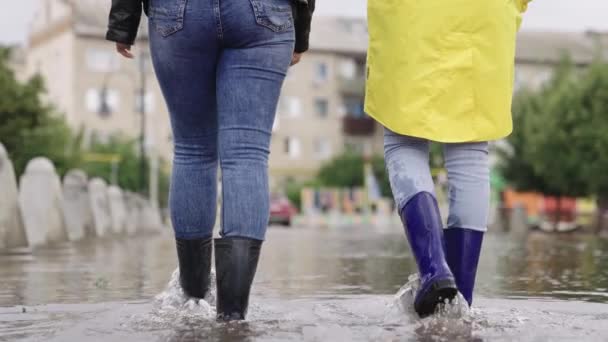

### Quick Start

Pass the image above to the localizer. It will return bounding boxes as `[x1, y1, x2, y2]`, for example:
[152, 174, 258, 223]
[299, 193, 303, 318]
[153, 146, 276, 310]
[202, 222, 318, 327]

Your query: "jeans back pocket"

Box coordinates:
[149, 0, 188, 37]
[250, 0, 294, 33]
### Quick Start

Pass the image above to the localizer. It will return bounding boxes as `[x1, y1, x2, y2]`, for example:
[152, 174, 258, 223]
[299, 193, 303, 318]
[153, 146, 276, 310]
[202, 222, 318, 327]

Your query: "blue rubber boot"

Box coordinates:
[402, 192, 458, 318]
[444, 228, 484, 306]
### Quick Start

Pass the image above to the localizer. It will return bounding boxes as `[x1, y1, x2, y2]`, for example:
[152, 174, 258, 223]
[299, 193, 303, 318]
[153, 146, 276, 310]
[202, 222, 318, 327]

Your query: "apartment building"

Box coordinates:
[269, 17, 383, 186]
[20, 1, 605, 189]
[25, 0, 170, 159]
[22, 1, 383, 189]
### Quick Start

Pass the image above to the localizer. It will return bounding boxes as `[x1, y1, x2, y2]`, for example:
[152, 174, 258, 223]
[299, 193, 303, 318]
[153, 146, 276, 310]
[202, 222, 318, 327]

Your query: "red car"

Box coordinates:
[269, 194, 297, 226]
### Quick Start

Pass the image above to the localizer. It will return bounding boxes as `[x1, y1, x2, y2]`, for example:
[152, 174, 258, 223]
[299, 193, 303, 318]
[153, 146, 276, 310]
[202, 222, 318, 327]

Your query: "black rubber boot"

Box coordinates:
[214, 237, 262, 321]
[176, 237, 212, 299]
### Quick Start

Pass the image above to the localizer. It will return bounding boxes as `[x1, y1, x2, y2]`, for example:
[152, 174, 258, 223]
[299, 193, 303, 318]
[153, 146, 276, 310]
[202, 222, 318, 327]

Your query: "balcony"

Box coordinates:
[343, 115, 376, 136]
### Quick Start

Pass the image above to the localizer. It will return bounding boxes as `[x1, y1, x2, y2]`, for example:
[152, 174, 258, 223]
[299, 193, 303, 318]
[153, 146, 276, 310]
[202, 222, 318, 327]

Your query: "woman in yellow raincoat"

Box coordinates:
[365, 0, 531, 317]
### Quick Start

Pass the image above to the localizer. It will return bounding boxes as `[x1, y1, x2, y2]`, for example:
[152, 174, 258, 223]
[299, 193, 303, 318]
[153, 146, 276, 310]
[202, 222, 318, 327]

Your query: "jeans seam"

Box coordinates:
[445, 224, 488, 232]
[213, 0, 223, 41]
[218, 126, 272, 135]
[219, 156, 226, 237]
[174, 231, 213, 240]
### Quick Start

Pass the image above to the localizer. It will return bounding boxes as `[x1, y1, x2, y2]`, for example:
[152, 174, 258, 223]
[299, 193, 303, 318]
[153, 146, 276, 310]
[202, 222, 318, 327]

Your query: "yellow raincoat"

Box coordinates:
[365, 0, 531, 142]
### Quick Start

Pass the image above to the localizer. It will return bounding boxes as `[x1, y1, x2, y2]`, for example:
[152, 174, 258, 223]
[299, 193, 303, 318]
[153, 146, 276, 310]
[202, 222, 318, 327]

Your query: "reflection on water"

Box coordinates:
[1, 225, 608, 341]
[496, 232, 608, 302]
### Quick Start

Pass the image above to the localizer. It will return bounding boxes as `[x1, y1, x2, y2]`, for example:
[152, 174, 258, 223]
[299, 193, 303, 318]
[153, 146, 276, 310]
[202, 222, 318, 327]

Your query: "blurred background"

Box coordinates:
[0, 0, 608, 256]
[3, 1, 608, 232]
[1, 1, 608, 340]
[2, 0, 608, 232]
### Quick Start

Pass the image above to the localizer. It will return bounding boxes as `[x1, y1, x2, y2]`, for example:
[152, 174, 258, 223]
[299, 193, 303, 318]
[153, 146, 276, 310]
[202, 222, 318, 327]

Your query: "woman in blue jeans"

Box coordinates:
[107, 0, 315, 321]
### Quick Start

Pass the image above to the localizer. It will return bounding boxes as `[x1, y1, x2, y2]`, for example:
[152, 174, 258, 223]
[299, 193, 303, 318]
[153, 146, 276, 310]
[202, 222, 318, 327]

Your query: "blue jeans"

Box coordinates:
[149, 0, 295, 241]
[384, 129, 490, 232]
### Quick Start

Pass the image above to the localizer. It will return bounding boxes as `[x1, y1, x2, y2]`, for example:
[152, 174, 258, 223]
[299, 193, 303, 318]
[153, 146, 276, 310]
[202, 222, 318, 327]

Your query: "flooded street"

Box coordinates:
[1, 225, 608, 341]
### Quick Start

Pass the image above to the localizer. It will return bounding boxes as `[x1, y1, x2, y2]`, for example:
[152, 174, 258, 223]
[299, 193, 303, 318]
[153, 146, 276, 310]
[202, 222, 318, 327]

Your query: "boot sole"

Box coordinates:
[414, 278, 458, 318]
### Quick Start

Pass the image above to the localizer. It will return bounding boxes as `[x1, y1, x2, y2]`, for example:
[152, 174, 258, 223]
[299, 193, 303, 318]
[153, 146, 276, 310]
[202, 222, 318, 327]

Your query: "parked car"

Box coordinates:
[269, 194, 297, 226]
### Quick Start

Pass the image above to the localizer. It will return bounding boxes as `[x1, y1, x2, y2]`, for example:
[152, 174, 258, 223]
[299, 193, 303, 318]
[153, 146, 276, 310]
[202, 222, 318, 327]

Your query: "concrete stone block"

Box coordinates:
[18, 157, 67, 247]
[0, 143, 27, 249]
[88, 178, 111, 237]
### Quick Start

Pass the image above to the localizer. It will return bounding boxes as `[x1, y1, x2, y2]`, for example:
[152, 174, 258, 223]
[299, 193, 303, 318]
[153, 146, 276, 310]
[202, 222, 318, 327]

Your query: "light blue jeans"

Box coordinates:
[384, 129, 490, 232]
[149, 0, 295, 240]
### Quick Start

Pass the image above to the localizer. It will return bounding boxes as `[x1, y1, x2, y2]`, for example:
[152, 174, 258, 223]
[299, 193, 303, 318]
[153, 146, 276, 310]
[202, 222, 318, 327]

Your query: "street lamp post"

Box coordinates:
[138, 52, 147, 196]
[98, 50, 155, 204]
[138, 51, 160, 209]
[98, 86, 111, 118]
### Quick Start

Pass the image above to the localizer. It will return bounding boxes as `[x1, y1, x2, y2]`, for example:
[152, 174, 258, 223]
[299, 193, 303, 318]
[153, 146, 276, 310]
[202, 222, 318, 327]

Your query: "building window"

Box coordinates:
[314, 138, 332, 160]
[86, 88, 120, 117]
[135, 92, 155, 113]
[93, 131, 112, 145]
[314, 62, 329, 83]
[272, 115, 280, 132]
[285, 69, 295, 82]
[285, 137, 301, 159]
[343, 97, 365, 118]
[315, 98, 329, 118]
[86, 48, 120, 73]
[514, 69, 524, 91]
[340, 59, 356, 80]
[279, 96, 302, 118]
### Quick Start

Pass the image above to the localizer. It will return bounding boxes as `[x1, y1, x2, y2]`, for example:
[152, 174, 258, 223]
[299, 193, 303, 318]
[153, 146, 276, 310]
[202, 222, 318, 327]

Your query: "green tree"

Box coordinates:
[498, 90, 551, 193]
[82, 135, 147, 193]
[285, 178, 321, 210]
[525, 59, 589, 198]
[317, 152, 365, 188]
[0, 47, 79, 176]
[576, 62, 608, 230]
[0, 46, 170, 207]
[82, 135, 171, 207]
[500, 58, 586, 197]
[500, 58, 608, 229]
[316, 152, 393, 198]
[371, 155, 393, 198]
[500, 59, 590, 226]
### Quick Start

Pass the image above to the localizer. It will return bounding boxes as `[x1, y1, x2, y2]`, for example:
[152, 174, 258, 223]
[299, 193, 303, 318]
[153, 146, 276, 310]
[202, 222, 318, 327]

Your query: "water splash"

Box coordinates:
[124, 269, 218, 333]
[153, 267, 216, 319]
[393, 273, 470, 318]
[390, 274, 491, 340]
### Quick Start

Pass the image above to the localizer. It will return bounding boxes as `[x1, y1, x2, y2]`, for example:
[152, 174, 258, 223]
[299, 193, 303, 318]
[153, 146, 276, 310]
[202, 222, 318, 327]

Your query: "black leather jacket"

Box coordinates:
[106, 0, 315, 53]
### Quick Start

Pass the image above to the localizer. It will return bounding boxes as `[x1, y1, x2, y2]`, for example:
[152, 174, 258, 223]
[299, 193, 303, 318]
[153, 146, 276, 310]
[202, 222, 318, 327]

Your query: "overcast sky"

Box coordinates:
[1, 0, 607, 45]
